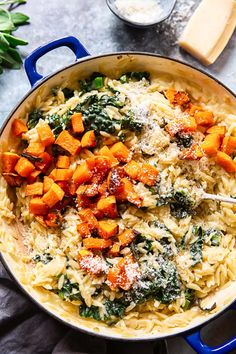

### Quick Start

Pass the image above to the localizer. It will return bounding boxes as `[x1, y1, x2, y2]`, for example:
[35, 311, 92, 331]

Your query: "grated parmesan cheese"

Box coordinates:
[115, 0, 163, 24]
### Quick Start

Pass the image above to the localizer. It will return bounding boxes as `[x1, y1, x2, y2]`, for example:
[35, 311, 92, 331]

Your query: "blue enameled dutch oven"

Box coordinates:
[1, 36, 236, 354]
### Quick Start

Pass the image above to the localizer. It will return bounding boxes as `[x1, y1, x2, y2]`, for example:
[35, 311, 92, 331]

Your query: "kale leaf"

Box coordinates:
[130, 233, 152, 260]
[175, 132, 193, 149]
[190, 226, 205, 266]
[182, 289, 196, 310]
[47, 112, 72, 136]
[32, 252, 53, 264]
[79, 304, 101, 321]
[79, 72, 105, 93]
[170, 190, 194, 219]
[120, 72, 150, 83]
[125, 259, 181, 305]
[121, 111, 144, 132]
[27, 109, 44, 130]
[205, 228, 223, 247]
[62, 87, 74, 99]
[105, 300, 127, 319]
[57, 276, 82, 301]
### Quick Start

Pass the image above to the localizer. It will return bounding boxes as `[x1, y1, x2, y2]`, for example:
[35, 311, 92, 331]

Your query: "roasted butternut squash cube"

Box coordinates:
[110, 142, 130, 162]
[81, 130, 96, 148]
[118, 229, 135, 247]
[37, 123, 55, 146]
[43, 176, 54, 193]
[77, 222, 91, 238]
[2, 152, 20, 173]
[55, 130, 81, 156]
[83, 237, 112, 250]
[79, 208, 99, 230]
[26, 182, 43, 196]
[97, 195, 118, 218]
[98, 146, 119, 167]
[12, 119, 28, 136]
[73, 162, 93, 185]
[42, 183, 65, 208]
[14, 157, 35, 177]
[29, 198, 48, 215]
[138, 164, 159, 186]
[206, 125, 226, 137]
[194, 111, 214, 126]
[98, 220, 119, 239]
[56, 155, 70, 169]
[25, 142, 45, 156]
[201, 134, 221, 156]
[71, 113, 84, 134]
[221, 136, 236, 155]
[124, 160, 141, 180]
[216, 152, 236, 173]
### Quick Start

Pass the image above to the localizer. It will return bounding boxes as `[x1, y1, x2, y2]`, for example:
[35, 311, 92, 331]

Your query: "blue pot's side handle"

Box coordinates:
[24, 36, 90, 87]
[185, 304, 236, 354]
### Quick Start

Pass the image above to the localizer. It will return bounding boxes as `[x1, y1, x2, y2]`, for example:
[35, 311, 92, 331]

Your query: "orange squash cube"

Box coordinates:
[138, 163, 159, 186]
[14, 157, 35, 177]
[42, 183, 65, 208]
[56, 155, 70, 169]
[194, 111, 214, 126]
[97, 146, 119, 167]
[83, 237, 112, 250]
[201, 134, 221, 155]
[71, 112, 84, 134]
[77, 222, 91, 238]
[73, 162, 93, 185]
[29, 198, 49, 215]
[216, 152, 236, 173]
[118, 229, 135, 247]
[221, 136, 236, 155]
[97, 195, 118, 218]
[12, 119, 28, 136]
[25, 142, 45, 156]
[124, 160, 141, 180]
[37, 123, 55, 146]
[2, 152, 20, 173]
[43, 176, 54, 193]
[81, 130, 96, 148]
[206, 125, 226, 137]
[26, 182, 43, 196]
[55, 130, 81, 156]
[110, 142, 130, 162]
[98, 220, 119, 239]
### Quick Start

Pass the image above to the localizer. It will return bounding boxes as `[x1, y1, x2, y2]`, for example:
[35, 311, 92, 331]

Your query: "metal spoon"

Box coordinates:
[202, 193, 236, 205]
[106, 0, 177, 28]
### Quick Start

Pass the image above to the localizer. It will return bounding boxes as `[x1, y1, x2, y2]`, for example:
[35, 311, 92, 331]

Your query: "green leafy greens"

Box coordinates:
[0, 0, 29, 74]
[57, 275, 82, 302]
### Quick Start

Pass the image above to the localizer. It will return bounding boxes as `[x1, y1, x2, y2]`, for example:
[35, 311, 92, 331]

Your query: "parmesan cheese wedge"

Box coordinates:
[179, 0, 236, 66]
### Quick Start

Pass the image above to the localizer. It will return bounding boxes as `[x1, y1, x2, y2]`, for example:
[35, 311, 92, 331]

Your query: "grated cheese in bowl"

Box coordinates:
[114, 0, 163, 24]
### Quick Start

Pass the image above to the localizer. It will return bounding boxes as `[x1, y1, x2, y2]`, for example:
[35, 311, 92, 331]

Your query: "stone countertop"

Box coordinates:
[0, 1, 236, 353]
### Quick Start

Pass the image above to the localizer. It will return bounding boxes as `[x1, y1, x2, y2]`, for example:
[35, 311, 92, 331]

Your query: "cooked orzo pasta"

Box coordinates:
[1, 71, 236, 335]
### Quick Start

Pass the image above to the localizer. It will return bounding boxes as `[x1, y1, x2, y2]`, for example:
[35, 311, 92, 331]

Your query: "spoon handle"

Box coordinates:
[202, 192, 236, 204]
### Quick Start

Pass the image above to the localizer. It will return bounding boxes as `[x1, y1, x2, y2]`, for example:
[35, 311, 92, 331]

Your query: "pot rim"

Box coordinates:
[1, 51, 236, 341]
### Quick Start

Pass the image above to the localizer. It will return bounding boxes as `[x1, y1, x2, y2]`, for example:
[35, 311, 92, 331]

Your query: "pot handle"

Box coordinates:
[185, 303, 236, 354]
[24, 36, 90, 87]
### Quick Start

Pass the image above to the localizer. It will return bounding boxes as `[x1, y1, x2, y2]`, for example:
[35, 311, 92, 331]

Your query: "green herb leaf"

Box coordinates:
[0, 47, 21, 68]
[0, 8, 14, 31]
[79, 304, 101, 321]
[0, 32, 9, 50]
[190, 226, 205, 266]
[182, 289, 195, 310]
[10, 12, 29, 26]
[3, 33, 28, 46]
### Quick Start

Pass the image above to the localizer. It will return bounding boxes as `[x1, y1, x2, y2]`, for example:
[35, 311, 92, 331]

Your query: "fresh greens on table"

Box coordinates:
[0, 0, 29, 74]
